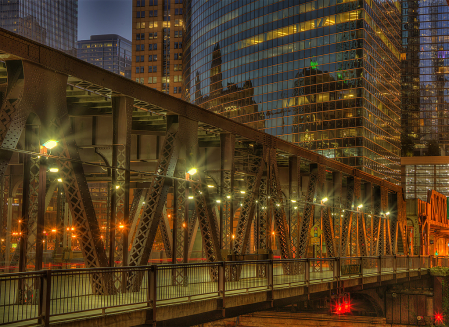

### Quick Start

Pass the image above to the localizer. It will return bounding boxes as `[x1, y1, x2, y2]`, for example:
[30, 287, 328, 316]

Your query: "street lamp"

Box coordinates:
[187, 168, 197, 175]
[49, 167, 59, 173]
[43, 140, 58, 150]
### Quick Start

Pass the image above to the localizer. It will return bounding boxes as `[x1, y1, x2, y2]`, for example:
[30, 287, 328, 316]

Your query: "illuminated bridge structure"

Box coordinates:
[0, 28, 432, 327]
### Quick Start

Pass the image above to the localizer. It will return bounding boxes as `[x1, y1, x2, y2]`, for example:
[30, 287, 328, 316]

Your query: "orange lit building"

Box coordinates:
[132, 0, 184, 97]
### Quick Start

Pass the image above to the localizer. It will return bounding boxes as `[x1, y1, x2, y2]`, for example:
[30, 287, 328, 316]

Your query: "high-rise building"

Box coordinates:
[0, 0, 77, 52]
[401, 0, 449, 157]
[78, 35, 132, 79]
[132, 0, 184, 98]
[184, 0, 402, 183]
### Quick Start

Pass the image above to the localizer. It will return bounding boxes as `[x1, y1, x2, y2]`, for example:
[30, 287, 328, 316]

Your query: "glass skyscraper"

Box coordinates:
[184, 0, 402, 182]
[78, 35, 132, 79]
[0, 0, 77, 52]
[402, 0, 449, 156]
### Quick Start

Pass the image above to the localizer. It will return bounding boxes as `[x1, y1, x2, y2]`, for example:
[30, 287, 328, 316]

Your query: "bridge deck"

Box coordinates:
[0, 256, 440, 327]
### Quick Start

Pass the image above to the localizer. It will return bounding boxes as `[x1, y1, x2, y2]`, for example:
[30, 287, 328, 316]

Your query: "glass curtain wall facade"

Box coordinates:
[78, 35, 132, 79]
[0, 0, 77, 52]
[132, 0, 184, 98]
[184, 0, 402, 182]
[402, 0, 449, 156]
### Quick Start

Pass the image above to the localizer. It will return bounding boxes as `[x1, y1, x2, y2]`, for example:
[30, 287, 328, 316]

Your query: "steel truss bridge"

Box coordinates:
[0, 28, 415, 325]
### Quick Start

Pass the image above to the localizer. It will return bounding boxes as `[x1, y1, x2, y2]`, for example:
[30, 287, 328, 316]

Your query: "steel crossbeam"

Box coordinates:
[340, 177, 355, 257]
[232, 149, 266, 255]
[297, 164, 319, 258]
[127, 189, 146, 248]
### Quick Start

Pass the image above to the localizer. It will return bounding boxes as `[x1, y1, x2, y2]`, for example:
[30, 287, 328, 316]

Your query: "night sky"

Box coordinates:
[78, 0, 132, 41]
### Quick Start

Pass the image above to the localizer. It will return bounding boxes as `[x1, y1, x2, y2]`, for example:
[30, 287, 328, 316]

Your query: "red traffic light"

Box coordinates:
[435, 313, 443, 324]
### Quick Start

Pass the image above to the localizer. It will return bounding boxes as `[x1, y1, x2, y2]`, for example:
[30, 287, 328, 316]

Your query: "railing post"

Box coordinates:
[41, 270, 51, 327]
[333, 258, 340, 280]
[305, 259, 310, 285]
[377, 256, 381, 284]
[267, 260, 273, 290]
[147, 265, 157, 325]
[218, 262, 225, 315]
[393, 255, 397, 274]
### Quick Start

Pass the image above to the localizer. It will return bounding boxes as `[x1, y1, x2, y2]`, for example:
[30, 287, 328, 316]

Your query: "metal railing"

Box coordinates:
[0, 255, 438, 326]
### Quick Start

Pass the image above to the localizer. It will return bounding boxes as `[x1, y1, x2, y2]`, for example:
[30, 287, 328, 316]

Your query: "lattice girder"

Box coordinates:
[128, 119, 180, 269]
[297, 164, 319, 258]
[233, 149, 266, 255]
[322, 208, 335, 258]
[258, 179, 268, 250]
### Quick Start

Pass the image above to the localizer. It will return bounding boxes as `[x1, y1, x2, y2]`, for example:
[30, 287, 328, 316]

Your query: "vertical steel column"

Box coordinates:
[364, 183, 373, 255]
[111, 96, 132, 267]
[220, 134, 235, 252]
[372, 185, 381, 256]
[297, 164, 319, 258]
[288, 156, 300, 258]
[18, 124, 33, 273]
[332, 172, 342, 256]
[258, 178, 268, 251]
[340, 177, 354, 257]
[35, 156, 47, 272]
[389, 192, 398, 255]
[127, 189, 146, 248]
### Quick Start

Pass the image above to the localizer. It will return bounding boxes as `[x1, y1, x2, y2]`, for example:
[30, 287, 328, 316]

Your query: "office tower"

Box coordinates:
[78, 35, 132, 79]
[132, 0, 184, 98]
[0, 0, 77, 52]
[184, 0, 402, 182]
[402, 0, 449, 156]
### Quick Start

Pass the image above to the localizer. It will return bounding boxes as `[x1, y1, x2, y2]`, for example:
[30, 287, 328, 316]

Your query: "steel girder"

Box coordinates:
[220, 134, 235, 251]
[232, 149, 266, 255]
[350, 177, 361, 256]
[340, 177, 355, 257]
[267, 148, 292, 260]
[128, 116, 180, 270]
[288, 156, 300, 258]
[174, 169, 187, 263]
[364, 183, 373, 256]
[297, 164, 319, 258]
[111, 97, 132, 268]
[378, 187, 388, 255]
[314, 164, 326, 258]
[389, 193, 398, 255]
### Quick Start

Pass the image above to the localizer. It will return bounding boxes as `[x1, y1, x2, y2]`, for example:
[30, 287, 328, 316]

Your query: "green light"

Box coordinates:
[43, 140, 58, 149]
[435, 252, 439, 256]
[310, 61, 318, 69]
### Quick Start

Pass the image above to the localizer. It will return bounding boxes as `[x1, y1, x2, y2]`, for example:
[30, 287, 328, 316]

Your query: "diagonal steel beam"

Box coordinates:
[128, 116, 179, 270]
[232, 149, 266, 255]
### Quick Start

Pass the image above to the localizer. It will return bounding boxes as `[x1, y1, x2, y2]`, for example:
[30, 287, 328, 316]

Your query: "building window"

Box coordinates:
[136, 44, 140, 51]
[174, 87, 178, 94]
[174, 31, 182, 38]
[175, 9, 182, 15]
[135, 67, 140, 73]
[148, 55, 152, 61]
[153, 44, 157, 50]
[148, 66, 152, 73]
[177, 87, 182, 93]
[136, 34, 141, 40]
[149, 0, 158, 5]
[141, 11, 145, 18]
[153, 55, 157, 61]
[140, 55, 144, 62]
[136, 56, 140, 62]
[149, 22, 158, 28]
[141, 44, 145, 51]
[140, 67, 144, 73]
[148, 76, 157, 84]
[140, 77, 144, 84]
[174, 19, 182, 27]
[149, 44, 152, 50]
[174, 0, 182, 3]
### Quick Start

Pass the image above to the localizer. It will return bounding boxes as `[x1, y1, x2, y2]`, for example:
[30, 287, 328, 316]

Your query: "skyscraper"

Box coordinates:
[0, 0, 78, 52]
[132, 0, 184, 98]
[184, 0, 402, 183]
[78, 35, 132, 79]
[402, 0, 449, 156]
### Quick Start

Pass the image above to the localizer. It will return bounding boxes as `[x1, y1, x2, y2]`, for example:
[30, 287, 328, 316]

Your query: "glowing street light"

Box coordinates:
[216, 199, 221, 203]
[188, 196, 194, 200]
[115, 185, 120, 190]
[322, 197, 328, 203]
[357, 204, 363, 209]
[49, 168, 59, 173]
[187, 168, 197, 175]
[43, 140, 58, 149]
[240, 190, 246, 194]
[207, 185, 214, 188]
[57, 178, 63, 182]
[226, 195, 231, 199]
[386, 212, 390, 216]
[291, 199, 297, 203]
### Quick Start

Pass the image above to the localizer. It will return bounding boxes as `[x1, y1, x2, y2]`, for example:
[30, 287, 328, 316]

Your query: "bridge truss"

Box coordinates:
[0, 29, 408, 293]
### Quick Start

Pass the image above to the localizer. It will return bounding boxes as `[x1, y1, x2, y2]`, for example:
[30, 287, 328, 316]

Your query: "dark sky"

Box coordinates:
[78, 0, 132, 41]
